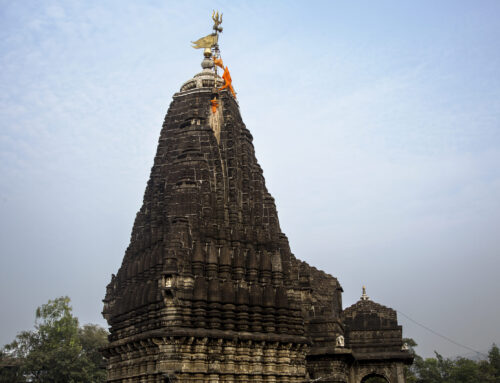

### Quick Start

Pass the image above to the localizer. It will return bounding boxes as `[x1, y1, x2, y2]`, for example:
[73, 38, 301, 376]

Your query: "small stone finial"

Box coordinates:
[361, 285, 369, 301]
[336, 335, 345, 347]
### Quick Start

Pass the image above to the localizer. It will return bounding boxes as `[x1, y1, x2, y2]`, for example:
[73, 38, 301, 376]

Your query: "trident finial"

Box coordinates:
[212, 10, 223, 33]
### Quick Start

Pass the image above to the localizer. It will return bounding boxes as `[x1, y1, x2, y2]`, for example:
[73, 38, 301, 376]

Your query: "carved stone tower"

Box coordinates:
[102, 52, 311, 382]
[102, 21, 412, 383]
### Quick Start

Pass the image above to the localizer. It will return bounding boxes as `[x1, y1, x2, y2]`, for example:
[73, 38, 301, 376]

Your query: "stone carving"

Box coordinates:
[336, 335, 345, 347]
[102, 52, 414, 383]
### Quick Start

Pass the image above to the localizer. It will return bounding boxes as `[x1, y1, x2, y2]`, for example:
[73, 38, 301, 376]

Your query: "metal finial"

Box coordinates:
[212, 10, 223, 33]
[191, 11, 222, 50]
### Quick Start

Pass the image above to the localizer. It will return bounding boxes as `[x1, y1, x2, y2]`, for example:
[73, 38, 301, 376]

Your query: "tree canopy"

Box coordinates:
[0, 297, 107, 383]
[404, 338, 500, 383]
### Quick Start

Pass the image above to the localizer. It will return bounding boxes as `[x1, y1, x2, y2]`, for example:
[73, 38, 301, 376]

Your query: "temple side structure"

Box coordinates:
[102, 19, 412, 383]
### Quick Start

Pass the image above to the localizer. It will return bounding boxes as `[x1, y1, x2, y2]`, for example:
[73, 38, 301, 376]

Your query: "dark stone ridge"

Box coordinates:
[102, 58, 413, 383]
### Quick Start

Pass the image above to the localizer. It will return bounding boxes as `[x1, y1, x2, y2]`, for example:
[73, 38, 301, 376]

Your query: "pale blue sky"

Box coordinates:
[1, 1, 499, 358]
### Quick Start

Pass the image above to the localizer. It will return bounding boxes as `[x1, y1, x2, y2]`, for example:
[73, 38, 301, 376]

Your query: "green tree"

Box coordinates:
[401, 339, 500, 383]
[0, 349, 24, 383]
[78, 324, 108, 382]
[476, 344, 500, 383]
[1, 297, 107, 383]
[449, 357, 480, 383]
[414, 353, 448, 383]
[489, 344, 500, 382]
[403, 338, 420, 383]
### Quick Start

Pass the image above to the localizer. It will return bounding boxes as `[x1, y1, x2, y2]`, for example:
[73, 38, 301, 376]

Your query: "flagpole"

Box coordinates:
[211, 11, 223, 86]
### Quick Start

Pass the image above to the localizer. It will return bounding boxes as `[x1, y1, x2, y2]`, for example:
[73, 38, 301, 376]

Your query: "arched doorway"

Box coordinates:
[361, 373, 389, 383]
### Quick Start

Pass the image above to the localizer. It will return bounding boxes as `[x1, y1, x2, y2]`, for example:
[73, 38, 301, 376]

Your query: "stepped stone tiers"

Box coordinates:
[102, 54, 412, 383]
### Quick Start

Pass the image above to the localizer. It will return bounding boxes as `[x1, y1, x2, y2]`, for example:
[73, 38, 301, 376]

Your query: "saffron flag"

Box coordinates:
[214, 57, 224, 69]
[220, 66, 236, 98]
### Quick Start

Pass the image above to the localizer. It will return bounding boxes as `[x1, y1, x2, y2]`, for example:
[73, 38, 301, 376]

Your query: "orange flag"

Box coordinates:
[214, 57, 224, 69]
[220, 66, 236, 98]
[210, 97, 218, 113]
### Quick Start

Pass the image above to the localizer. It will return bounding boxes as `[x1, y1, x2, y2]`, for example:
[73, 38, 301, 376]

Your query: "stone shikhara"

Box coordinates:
[102, 55, 413, 383]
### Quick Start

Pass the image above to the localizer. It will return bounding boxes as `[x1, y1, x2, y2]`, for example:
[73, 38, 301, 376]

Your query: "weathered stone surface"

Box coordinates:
[102, 57, 412, 383]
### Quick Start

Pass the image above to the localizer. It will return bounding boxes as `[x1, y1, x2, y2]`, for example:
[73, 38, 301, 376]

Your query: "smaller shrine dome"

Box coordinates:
[343, 286, 398, 330]
[341, 286, 413, 365]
